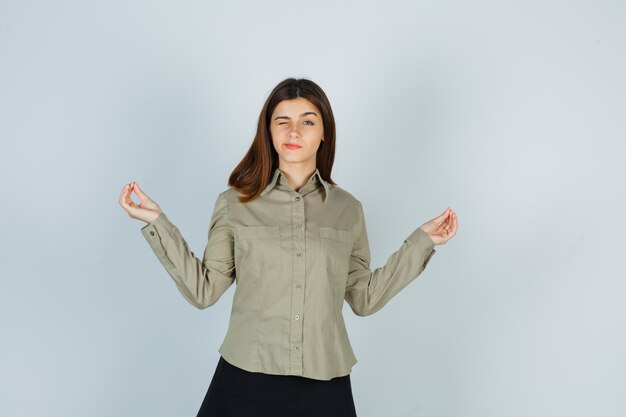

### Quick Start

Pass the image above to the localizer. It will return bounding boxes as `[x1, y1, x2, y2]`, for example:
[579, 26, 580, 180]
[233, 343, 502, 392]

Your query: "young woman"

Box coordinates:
[119, 77, 458, 416]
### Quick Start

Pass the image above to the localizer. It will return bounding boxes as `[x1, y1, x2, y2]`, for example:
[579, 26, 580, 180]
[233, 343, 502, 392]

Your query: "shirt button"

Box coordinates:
[295, 196, 301, 201]
[296, 283, 302, 289]
[295, 315, 300, 320]
[295, 224, 302, 229]
[149, 231, 155, 236]
[296, 252, 302, 257]
[295, 346, 300, 351]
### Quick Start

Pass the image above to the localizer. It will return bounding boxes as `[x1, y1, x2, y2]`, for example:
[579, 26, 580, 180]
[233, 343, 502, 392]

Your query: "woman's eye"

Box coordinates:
[278, 121, 313, 126]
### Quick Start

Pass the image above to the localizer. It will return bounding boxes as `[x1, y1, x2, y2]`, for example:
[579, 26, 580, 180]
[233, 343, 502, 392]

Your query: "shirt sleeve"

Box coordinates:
[344, 200, 437, 317]
[140, 192, 236, 309]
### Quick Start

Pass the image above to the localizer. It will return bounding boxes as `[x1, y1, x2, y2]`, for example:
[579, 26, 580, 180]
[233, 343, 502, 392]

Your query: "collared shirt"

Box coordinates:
[140, 167, 437, 380]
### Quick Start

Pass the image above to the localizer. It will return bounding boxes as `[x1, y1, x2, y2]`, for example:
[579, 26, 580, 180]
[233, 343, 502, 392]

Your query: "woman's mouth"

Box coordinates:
[285, 143, 302, 150]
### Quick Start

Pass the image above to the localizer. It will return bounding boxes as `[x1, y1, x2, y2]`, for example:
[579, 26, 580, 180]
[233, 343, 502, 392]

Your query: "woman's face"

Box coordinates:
[270, 97, 324, 169]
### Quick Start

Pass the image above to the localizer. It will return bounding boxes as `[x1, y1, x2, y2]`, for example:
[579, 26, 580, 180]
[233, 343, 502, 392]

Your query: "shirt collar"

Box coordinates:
[259, 167, 330, 203]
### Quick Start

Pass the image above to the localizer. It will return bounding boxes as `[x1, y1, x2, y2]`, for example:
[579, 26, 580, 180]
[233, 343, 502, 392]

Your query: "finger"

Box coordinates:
[123, 185, 139, 209]
[454, 213, 459, 234]
[446, 214, 455, 234]
[445, 212, 457, 237]
[119, 184, 129, 205]
[120, 183, 134, 207]
[438, 214, 453, 231]
[120, 185, 133, 211]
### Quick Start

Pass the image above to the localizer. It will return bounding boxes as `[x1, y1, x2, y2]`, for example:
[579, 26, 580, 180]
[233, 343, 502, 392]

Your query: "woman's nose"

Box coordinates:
[288, 127, 300, 138]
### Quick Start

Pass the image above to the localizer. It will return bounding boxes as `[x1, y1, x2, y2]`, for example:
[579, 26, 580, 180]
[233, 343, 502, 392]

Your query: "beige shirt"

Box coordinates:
[141, 167, 436, 380]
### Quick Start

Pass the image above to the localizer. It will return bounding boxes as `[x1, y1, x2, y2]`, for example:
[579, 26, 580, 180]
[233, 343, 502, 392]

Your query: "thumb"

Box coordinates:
[433, 207, 450, 224]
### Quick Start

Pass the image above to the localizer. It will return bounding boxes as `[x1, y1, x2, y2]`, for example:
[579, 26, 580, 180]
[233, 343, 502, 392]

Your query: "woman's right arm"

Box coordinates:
[119, 182, 235, 309]
[139, 192, 235, 309]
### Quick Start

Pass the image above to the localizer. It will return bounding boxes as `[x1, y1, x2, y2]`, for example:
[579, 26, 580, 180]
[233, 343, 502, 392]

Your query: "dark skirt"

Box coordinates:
[196, 356, 358, 417]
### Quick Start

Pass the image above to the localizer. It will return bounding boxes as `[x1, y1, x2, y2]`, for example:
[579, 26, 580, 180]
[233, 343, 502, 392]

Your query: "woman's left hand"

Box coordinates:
[420, 208, 458, 245]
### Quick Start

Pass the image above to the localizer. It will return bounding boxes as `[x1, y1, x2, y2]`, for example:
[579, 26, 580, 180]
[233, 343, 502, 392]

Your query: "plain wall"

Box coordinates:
[1, 1, 624, 416]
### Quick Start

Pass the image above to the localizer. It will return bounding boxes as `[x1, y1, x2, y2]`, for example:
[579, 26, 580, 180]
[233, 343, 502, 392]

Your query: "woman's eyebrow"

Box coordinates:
[274, 112, 318, 120]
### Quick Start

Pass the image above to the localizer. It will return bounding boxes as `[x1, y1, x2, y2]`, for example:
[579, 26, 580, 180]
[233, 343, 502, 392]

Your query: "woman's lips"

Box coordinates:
[285, 144, 302, 150]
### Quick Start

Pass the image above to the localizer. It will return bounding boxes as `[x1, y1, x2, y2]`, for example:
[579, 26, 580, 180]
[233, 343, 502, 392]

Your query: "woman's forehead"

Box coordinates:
[273, 98, 319, 116]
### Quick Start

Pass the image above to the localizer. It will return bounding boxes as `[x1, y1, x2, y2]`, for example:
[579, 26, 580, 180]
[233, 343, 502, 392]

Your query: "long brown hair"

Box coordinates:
[228, 77, 337, 203]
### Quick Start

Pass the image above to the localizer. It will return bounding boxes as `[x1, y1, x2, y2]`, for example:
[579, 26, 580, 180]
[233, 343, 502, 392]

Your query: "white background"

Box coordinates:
[1, 1, 624, 416]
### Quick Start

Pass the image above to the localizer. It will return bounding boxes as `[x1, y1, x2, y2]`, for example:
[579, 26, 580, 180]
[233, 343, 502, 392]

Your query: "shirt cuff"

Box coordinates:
[140, 212, 173, 235]
[404, 227, 437, 267]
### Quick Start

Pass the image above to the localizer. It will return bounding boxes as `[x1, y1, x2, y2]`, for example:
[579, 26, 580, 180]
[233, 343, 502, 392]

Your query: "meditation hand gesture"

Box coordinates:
[419, 208, 458, 245]
[118, 181, 163, 225]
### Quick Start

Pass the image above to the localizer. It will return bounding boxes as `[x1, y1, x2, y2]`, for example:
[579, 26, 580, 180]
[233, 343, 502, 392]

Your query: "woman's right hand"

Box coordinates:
[119, 181, 163, 225]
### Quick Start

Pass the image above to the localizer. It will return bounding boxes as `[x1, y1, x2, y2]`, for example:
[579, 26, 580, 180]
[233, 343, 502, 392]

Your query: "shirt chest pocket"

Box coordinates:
[235, 225, 281, 279]
[319, 226, 352, 276]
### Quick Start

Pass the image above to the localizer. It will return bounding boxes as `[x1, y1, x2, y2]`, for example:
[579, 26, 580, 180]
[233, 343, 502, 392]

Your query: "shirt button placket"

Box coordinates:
[290, 193, 305, 375]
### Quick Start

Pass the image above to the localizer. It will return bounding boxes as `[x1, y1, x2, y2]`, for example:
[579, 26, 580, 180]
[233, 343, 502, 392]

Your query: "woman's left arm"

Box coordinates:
[344, 203, 457, 317]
